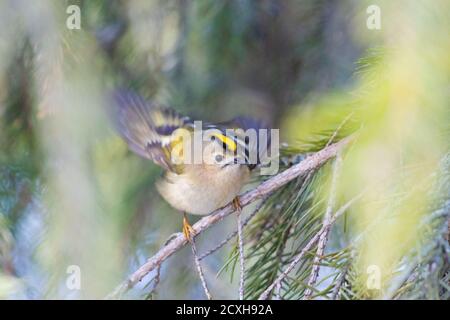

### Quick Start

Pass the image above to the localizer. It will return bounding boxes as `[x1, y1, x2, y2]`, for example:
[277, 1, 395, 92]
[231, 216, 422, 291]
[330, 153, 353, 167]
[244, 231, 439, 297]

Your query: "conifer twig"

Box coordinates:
[236, 208, 245, 300]
[325, 112, 354, 148]
[331, 265, 349, 300]
[275, 281, 282, 300]
[144, 264, 161, 299]
[303, 154, 342, 299]
[191, 238, 212, 300]
[199, 198, 268, 261]
[301, 115, 352, 299]
[258, 193, 361, 300]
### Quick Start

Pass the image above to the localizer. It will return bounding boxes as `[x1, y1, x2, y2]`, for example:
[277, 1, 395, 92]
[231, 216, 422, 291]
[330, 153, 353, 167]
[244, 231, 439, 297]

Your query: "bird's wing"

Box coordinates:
[112, 89, 192, 173]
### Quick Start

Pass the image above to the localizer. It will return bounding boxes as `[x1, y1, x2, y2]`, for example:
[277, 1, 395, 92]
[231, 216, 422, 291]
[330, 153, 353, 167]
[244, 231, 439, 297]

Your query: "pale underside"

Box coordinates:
[156, 163, 250, 215]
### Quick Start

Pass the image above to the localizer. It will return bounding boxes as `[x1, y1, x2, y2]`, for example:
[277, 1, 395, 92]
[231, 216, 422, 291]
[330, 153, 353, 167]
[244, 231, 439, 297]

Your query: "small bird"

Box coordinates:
[112, 89, 268, 241]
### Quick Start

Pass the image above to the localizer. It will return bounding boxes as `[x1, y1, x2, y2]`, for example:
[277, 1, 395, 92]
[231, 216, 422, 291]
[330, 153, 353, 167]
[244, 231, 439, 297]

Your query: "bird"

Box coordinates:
[112, 89, 269, 242]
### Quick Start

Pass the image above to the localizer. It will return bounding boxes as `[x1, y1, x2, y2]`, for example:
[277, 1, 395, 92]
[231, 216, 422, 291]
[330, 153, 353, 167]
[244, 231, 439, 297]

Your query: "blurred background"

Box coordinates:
[0, 0, 448, 299]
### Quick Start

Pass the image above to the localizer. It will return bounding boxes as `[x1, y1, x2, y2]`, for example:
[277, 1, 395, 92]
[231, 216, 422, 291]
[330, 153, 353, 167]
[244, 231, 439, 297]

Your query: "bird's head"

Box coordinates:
[201, 131, 244, 169]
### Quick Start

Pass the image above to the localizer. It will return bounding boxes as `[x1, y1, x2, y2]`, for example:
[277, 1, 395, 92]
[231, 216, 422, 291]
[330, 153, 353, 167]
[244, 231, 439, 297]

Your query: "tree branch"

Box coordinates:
[303, 153, 342, 299]
[191, 238, 212, 300]
[236, 209, 245, 300]
[331, 265, 349, 300]
[106, 136, 353, 299]
[258, 194, 362, 300]
[199, 197, 268, 261]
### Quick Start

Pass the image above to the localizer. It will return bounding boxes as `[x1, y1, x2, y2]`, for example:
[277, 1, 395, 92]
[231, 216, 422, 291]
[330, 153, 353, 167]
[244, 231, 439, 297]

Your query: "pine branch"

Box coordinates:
[198, 197, 268, 261]
[106, 136, 353, 299]
[275, 281, 282, 300]
[303, 154, 342, 299]
[258, 194, 362, 300]
[331, 265, 349, 300]
[236, 209, 245, 300]
[144, 264, 161, 299]
[191, 238, 212, 300]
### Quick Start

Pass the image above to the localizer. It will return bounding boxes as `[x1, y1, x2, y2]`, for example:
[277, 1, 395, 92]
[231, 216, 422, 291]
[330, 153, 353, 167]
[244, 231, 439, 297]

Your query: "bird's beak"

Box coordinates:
[221, 156, 240, 168]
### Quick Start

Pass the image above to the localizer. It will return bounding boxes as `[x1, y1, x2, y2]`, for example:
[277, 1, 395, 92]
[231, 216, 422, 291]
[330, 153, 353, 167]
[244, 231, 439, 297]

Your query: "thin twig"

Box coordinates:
[275, 281, 282, 300]
[199, 198, 268, 261]
[325, 112, 354, 148]
[191, 238, 212, 300]
[258, 193, 362, 300]
[331, 265, 349, 300]
[303, 154, 342, 299]
[301, 116, 351, 299]
[106, 137, 353, 299]
[199, 231, 238, 261]
[144, 264, 161, 300]
[236, 208, 245, 300]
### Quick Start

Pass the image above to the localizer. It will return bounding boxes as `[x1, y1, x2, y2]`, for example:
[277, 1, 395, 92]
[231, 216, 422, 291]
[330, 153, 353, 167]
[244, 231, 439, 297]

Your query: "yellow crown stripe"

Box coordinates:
[212, 133, 237, 151]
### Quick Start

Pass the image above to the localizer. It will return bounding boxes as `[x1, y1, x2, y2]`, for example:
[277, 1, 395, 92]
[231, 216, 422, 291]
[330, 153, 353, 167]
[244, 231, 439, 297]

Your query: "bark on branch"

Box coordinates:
[107, 136, 353, 299]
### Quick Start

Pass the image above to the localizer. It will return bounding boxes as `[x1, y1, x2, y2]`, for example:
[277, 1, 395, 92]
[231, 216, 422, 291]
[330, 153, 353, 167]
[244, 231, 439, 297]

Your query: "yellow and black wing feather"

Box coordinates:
[112, 89, 191, 172]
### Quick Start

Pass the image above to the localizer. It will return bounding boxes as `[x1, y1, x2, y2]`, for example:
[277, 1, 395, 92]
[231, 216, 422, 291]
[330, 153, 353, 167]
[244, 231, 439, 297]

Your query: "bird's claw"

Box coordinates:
[232, 196, 242, 213]
[183, 214, 195, 243]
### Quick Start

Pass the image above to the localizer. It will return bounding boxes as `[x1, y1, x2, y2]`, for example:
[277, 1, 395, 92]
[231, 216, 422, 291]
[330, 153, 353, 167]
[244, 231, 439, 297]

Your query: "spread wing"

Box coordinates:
[112, 89, 192, 172]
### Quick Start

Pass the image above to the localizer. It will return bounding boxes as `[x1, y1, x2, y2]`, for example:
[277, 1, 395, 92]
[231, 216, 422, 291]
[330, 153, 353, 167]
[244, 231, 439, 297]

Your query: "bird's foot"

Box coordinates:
[232, 196, 242, 214]
[182, 213, 195, 243]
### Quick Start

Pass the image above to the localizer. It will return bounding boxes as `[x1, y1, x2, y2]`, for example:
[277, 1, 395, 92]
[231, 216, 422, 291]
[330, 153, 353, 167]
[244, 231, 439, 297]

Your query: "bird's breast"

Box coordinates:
[156, 165, 250, 215]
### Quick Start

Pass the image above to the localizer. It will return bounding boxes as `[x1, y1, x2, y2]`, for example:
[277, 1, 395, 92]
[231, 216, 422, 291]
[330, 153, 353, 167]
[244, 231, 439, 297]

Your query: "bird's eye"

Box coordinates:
[215, 154, 223, 163]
